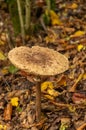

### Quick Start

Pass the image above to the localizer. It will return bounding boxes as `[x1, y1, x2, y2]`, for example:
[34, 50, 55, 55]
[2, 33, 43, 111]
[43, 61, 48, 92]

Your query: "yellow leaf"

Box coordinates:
[44, 28, 57, 43]
[11, 97, 19, 107]
[0, 40, 5, 45]
[57, 76, 67, 86]
[77, 44, 84, 51]
[47, 89, 59, 97]
[50, 10, 62, 25]
[68, 105, 76, 112]
[0, 51, 6, 60]
[0, 124, 7, 130]
[70, 3, 78, 9]
[51, 19, 61, 26]
[44, 95, 54, 100]
[41, 81, 54, 92]
[83, 73, 86, 79]
[45, 35, 56, 43]
[70, 31, 85, 37]
[1, 67, 8, 75]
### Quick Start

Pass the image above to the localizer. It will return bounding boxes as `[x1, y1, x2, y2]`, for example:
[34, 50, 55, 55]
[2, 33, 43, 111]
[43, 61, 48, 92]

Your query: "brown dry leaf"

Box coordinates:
[57, 75, 67, 86]
[35, 0, 45, 7]
[67, 3, 78, 9]
[72, 93, 86, 104]
[1, 67, 9, 75]
[45, 35, 56, 44]
[44, 30, 57, 44]
[4, 103, 12, 121]
[19, 70, 28, 77]
[0, 32, 8, 44]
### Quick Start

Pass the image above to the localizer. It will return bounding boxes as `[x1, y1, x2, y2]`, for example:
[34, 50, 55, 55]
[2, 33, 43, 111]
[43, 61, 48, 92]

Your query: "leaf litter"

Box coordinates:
[0, 0, 86, 130]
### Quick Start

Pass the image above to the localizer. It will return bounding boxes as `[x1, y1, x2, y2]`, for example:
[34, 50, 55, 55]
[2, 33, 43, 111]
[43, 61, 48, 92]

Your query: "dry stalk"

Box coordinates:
[25, 0, 31, 30]
[16, 0, 25, 44]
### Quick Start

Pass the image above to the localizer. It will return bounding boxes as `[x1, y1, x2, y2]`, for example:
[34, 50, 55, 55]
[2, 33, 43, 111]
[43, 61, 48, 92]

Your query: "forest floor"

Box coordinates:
[0, 0, 86, 130]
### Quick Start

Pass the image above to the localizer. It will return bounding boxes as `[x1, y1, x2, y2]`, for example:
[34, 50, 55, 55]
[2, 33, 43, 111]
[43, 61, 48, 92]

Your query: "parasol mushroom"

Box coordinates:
[8, 46, 69, 122]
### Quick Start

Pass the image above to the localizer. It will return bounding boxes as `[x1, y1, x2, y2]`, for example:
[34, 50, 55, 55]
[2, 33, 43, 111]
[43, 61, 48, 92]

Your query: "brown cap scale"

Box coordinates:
[8, 46, 69, 121]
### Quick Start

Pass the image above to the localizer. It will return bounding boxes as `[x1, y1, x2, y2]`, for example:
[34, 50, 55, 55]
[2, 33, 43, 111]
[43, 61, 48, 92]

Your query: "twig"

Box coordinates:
[16, 0, 25, 45]
[69, 73, 84, 92]
[51, 101, 69, 108]
[0, 70, 10, 87]
[76, 123, 86, 130]
[26, 118, 47, 129]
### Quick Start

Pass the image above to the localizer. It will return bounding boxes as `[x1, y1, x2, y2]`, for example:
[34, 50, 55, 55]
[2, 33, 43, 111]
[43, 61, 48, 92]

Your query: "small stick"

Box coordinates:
[76, 123, 86, 130]
[69, 73, 83, 92]
[0, 71, 10, 87]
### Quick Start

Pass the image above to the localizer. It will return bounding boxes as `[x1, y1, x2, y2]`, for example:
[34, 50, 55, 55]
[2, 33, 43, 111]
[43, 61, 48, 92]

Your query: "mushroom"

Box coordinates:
[8, 46, 69, 122]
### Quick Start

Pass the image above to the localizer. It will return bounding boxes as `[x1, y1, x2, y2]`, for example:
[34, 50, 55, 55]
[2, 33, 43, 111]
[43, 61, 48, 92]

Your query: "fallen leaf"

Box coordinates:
[11, 97, 19, 107]
[60, 117, 70, 130]
[44, 28, 57, 43]
[72, 93, 86, 104]
[1, 67, 9, 75]
[50, 10, 62, 25]
[69, 73, 83, 92]
[70, 31, 85, 37]
[4, 103, 12, 121]
[77, 44, 84, 51]
[57, 75, 67, 86]
[44, 94, 54, 100]
[0, 32, 8, 42]
[8, 65, 18, 74]
[41, 81, 54, 92]
[83, 73, 86, 79]
[68, 105, 76, 113]
[47, 89, 59, 97]
[68, 3, 78, 9]
[76, 123, 86, 130]
[44, 34, 56, 43]
[0, 39, 5, 45]
[0, 51, 6, 60]
[0, 124, 7, 130]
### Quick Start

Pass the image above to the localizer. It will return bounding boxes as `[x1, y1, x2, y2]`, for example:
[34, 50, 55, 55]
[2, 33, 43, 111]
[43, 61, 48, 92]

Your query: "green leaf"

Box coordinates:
[8, 65, 18, 74]
[16, 106, 22, 112]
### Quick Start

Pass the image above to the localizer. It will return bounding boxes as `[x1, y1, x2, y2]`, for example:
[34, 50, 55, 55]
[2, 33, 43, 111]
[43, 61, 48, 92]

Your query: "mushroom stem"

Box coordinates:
[36, 82, 41, 122]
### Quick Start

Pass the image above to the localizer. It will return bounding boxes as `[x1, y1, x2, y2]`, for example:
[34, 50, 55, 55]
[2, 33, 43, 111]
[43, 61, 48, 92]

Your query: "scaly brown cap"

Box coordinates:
[8, 46, 69, 76]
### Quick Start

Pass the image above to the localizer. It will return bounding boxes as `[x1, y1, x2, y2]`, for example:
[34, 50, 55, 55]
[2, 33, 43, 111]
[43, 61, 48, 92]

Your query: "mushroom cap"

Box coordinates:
[8, 46, 69, 76]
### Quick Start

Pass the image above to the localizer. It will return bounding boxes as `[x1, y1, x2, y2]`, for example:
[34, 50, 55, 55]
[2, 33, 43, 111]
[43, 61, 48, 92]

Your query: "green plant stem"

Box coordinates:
[46, 0, 51, 12]
[16, 0, 25, 44]
[25, 0, 31, 30]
